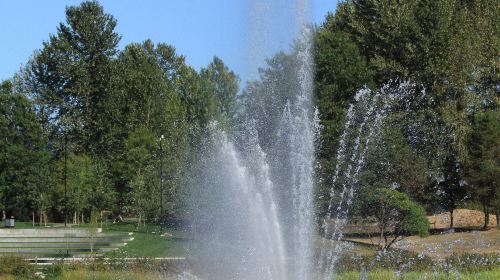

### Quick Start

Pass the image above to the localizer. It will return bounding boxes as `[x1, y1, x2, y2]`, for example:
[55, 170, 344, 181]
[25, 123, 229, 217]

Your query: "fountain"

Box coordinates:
[186, 1, 424, 278]
[186, 1, 317, 279]
[317, 81, 424, 278]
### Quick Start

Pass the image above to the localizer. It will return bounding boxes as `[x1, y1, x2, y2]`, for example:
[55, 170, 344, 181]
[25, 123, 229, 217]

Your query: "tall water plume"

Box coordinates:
[317, 82, 421, 279]
[187, 1, 316, 279]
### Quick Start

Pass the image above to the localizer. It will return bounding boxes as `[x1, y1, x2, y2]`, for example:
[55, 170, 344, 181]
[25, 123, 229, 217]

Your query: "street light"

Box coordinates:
[64, 132, 68, 228]
[159, 134, 164, 234]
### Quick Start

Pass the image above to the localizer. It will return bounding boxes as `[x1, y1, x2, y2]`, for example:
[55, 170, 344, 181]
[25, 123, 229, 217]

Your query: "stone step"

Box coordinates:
[0, 242, 127, 248]
[0, 247, 116, 253]
[0, 228, 133, 257]
[0, 237, 133, 243]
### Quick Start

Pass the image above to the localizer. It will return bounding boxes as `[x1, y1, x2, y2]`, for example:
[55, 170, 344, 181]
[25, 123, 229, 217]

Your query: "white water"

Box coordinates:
[317, 82, 420, 279]
[185, 3, 424, 280]
[187, 1, 317, 279]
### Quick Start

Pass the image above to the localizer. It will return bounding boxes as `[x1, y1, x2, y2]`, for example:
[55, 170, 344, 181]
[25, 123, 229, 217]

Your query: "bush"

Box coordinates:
[43, 259, 64, 278]
[131, 257, 156, 272]
[444, 253, 500, 273]
[360, 188, 429, 249]
[333, 250, 434, 273]
[0, 256, 35, 278]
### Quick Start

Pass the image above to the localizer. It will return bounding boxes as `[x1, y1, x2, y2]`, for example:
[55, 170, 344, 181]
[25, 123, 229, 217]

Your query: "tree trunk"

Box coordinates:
[378, 229, 384, 250]
[496, 211, 499, 229]
[483, 205, 489, 230]
[100, 210, 103, 229]
[81, 212, 84, 224]
[44, 213, 47, 227]
[495, 210, 500, 229]
[39, 212, 43, 227]
[450, 209, 454, 229]
[32, 212, 35, 227]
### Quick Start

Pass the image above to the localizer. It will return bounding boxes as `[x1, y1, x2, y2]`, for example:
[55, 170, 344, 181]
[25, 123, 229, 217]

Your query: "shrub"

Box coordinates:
[360, 188, 429, 249]
[0, 255, 35, 278]
[43, 259, 64, 278]
[444, 253, 500, 273]
[332, 250, 434, 273]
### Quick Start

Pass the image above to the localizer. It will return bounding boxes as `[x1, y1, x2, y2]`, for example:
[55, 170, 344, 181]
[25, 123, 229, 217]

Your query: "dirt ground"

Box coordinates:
[346, 229, 500, 260]
[428, 209, 497, 229]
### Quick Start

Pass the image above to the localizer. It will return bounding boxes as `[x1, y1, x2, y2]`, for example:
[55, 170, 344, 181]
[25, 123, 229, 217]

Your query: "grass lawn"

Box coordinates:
[5, 221, 52, 229]
[0, 271, 179, 280]
[333, 269, 500, 280]
[1, 269, 499, 280]
[111, 231, 189, 257]
[102, 222, 191, 257]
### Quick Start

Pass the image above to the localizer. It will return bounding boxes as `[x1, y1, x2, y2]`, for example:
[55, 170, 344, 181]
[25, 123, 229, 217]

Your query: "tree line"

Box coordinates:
[1, 1, 238, 226]
[1, 0, 499, 231]
[314, 0, 499, 230]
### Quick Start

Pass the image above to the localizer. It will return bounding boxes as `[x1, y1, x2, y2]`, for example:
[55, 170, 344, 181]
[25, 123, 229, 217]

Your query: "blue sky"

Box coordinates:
[0, 1, 337, 83]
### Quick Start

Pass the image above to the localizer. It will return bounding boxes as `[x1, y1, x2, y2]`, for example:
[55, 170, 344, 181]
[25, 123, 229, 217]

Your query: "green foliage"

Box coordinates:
[0, 80, 51, 220]
[466, 111, 500, 228]
[332, 269, 500, 280]
[0, 256, 35, 278]
[313, 27, 375, 215]
[240, 50, 305, 153]
[435, 148, 466, 227]
[27, 0, 121, 156]
[332, 250, 434, 273]
[200, 56, 239, 127]
[324, 0, 499, 219]
[360, 126, 431, 209]
[113, 41, 190, 217]
[61, 155, 91, 221]
[445, 253, 500, 273]
[10, 1, 229, 223]
[2, 0, 497, 233]
[333, 0, 498, 98]
[52, 154, 115, 223]
[360, 188, 429, 249]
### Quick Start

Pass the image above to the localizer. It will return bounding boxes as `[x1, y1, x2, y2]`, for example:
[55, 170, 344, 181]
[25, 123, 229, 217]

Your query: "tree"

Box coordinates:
[240, 43, 316, 157]
[114, 41, 190, 219]
[358, 125, 432, 210]
[313, 26, 374, 215]
[466, 111, 500, 229]
[58, 154, 94, 224]
[360, 188, 429, 250]
[130, 165, 160, 228]
[332, 0, 495, 95]
[88, 158, 115, 227]
[27, 0, 121, 156]
[0, 80, 51, 221]
[124, 128, 157, 225]
[326, 0, 499, 222]
[200, 56, 239, 126]
[435, 147, 466, 229]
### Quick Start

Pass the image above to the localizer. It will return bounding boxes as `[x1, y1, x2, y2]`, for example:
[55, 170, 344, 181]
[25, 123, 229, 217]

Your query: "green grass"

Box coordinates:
[6, 221, 48, 229]
[1, 269, 498, 280]
[111, 231, 189, 257]
[0, 270, 171, 280]
[50, 270, 165, 280]
[333, 269, 500, 280]
[102, 222, 191, 257]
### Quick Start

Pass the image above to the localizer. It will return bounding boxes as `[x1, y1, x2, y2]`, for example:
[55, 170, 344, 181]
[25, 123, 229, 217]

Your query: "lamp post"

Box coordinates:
[159, 135, 164, 233]
[64, 133, 68, 228]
